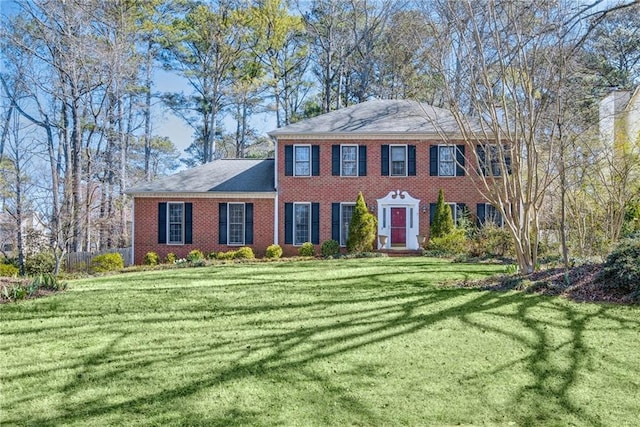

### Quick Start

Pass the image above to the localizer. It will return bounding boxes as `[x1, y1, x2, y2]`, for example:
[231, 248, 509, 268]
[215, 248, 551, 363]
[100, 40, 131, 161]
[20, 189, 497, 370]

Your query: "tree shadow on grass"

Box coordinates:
[2, 261, 639, 426]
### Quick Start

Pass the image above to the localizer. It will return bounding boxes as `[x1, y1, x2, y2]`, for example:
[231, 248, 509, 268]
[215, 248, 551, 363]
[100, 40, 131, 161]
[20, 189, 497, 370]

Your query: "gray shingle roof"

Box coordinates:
[127, 159, 275, 194]
[268, 99, 470, 137]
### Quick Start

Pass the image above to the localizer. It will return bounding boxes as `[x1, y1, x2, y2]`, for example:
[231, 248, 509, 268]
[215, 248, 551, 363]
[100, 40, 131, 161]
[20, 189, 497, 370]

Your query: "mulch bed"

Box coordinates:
[461, 264, 638, 305]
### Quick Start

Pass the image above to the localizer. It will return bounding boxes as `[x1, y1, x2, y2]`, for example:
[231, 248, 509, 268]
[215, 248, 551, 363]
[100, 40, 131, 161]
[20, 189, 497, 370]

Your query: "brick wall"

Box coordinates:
[277, 138, 487, 256]
[133, 197, 274, 264]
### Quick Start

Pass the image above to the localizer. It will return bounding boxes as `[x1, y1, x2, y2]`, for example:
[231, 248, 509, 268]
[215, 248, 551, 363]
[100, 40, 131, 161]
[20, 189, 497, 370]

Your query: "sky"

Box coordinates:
[152, 71, 278, 154]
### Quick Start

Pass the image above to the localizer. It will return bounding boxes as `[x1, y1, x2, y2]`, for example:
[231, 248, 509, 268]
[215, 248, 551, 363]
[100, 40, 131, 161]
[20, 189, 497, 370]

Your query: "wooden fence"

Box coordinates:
[65, 247, 132, 272]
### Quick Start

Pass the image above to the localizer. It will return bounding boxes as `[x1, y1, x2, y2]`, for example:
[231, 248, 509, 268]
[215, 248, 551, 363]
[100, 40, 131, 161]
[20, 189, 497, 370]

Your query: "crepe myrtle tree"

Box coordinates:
[421, 0, 636, 273]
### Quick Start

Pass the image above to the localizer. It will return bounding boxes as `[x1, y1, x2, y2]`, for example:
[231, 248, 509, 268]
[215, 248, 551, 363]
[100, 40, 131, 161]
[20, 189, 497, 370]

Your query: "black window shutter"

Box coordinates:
[477, 203, 486, 227]
[332, 145, 340, 176]
[358, 145, 367, 176]
[477, 145, 487, 176]
[504, 146, 512, 175]
[456, 145, 465, 176]
[184, 203, 193, 244]
[381, 145, 389, 176]
[430, 146, 438, 176]
[312, 145, 320, 176]
[429, 203, 436, 225]
[331, 203, 340, 242]
[284, 203, 293, 244]
[158, 202, 167, 244]
[219, 203, 227, 244]
[408, 145, 417, 176]
[285, 145, 293, 176]
[245, 203, 254, 244]
[311, 202, 320, 244]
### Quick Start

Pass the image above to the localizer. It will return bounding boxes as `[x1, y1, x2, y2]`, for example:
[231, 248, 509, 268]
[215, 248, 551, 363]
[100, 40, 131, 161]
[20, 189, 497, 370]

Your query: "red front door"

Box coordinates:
[390, 208, 406, 246]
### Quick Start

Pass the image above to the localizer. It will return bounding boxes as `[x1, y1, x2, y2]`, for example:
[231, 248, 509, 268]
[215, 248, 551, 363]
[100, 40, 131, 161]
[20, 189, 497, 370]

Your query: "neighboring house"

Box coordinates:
[128, 99, 499, 264]
[0, 211, 48, 254]
[599, 87, 640, 150]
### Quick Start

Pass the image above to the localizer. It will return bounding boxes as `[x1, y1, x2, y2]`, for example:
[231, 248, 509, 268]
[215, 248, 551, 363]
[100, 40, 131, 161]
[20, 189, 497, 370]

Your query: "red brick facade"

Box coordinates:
[131, 138, 489, 263]
[133, 196, 274, 264]
[277, 138, 486, 256]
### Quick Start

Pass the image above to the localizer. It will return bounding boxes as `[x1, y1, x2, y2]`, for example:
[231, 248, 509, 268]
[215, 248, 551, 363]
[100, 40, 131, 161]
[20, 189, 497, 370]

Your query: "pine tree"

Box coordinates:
[431, 189, 454, 238]
[347, 192, 377, 253]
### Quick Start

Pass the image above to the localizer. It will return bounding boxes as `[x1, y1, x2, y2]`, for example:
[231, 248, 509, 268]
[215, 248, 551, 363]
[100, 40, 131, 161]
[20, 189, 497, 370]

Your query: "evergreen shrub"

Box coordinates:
[90, 253, 124, 273]
[265, 244, 283, 259]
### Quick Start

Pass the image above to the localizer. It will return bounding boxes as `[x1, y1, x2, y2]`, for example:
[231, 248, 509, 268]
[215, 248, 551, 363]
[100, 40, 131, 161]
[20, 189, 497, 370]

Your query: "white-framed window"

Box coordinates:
[341, 145, 358, 176]
[340, 203, 355, 246]
[447, 203, 457, 223]
[485, 203, 504, 226]
[167, 202, 184, 244]
[294, 145, 311, 176]
[390, 145, 407, 176]
[294, 203, 311, 245]
[478, 144, 510, 176]
[439, 145, 456, 176]
[228, 203, 245, 245]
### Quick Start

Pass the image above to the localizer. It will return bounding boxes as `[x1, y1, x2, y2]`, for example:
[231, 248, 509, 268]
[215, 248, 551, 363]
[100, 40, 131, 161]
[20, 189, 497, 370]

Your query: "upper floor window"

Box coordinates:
[285, 145, 319, 176]
[477, 144, 512, 176]
[439, 146, 456, 176]
[390, 145, 407, 176]
[341, 145, 358, 176]
[332, 145, 367, 177]
[168, 202, 184, 244]
[294, 145, 311, 176]
[430, 144, 465, 176]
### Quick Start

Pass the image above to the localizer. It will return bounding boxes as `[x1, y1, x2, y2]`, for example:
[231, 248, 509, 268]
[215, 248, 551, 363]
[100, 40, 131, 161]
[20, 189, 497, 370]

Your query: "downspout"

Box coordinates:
[272, 135, 279, 245]
[130, 196, 135, 265]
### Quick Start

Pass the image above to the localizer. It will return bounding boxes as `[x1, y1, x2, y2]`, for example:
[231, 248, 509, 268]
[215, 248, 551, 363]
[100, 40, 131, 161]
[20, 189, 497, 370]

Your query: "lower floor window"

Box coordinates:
[340, 203, 355, 246]
[228, 203, 245, 245]
[294, 203, 311, 245]
[168, 202, 184, 244]
[485, 204, 504, 226]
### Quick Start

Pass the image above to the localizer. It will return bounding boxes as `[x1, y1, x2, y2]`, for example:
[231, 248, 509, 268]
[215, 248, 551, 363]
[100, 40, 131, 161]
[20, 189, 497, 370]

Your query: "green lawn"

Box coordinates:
[1, 258, 638, 426]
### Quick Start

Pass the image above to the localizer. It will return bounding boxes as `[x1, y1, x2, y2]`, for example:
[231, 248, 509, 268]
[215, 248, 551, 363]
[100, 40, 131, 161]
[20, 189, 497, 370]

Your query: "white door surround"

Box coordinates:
[376, 190, 420, 250]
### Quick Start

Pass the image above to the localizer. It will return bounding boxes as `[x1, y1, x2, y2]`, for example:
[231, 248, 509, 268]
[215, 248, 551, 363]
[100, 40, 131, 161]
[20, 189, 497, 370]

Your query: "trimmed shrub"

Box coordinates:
[207, 252, 218, 260]
[265, 244, 283, 259]
[0, 263, 19, 277]
[234, 247, 255, 259]
[217, 251, 236, 260]
[347, 192, 377, 253]
[427, 228, 467, 255]
[144, 251, 159, 266]
[431, 189, 454, 238]
[321, 239, 340, 257]
[298, 242, 315, 257]
[186, 249, 204, 263]
[165, 252, 177, 264]
[600, 237, 640, 298]
[24, 252, 55, 275]
[90, 253, 124, 273]
[470, 223, 513, 258]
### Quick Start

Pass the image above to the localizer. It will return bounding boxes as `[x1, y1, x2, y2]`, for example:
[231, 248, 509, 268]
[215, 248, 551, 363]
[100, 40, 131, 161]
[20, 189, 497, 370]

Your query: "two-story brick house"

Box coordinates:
[128, 99, 496, 263]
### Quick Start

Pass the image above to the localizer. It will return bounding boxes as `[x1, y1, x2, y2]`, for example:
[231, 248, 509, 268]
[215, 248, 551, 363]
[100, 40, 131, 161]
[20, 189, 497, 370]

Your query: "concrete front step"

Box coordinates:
[378, 249, 423, 257]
